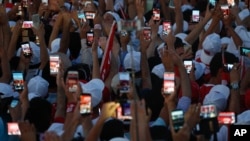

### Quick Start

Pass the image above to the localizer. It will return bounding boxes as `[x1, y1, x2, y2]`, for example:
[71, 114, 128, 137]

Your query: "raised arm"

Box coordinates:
[58, 12, 71, 54]
[173, 0, 183, 35]
[140, 30, 152, 89]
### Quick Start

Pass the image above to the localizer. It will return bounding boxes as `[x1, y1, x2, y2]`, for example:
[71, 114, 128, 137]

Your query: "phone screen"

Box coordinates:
[119, 72, 130, 93]
[200, 104, 217, 119]
[223, 64, 233, 72]
[227, 0, 235, 7]
[21, 42, 32, 58]
[85, 11, 96, 19]
[8, 122, 21, 135]
[10, 99, 19, 108]
[240, 47, 250, 56]
[49, 55, 60, 75]
[117, 100, 132, 120]
[22, 0, 28, 7]
[143, 27, 151, 41]
[163, 72, 175, 94]
[171, 110, 184, 132]
[80, 93, 92, 115]
[192, 10, 200, 23]
[152, 8, 160, 21]
[209, 0, 216, 8]
[12, 72, 24, 91]
[32, 14, 40, 29]
[78, 12, 86, 23]
[67, 71, 79, 93]
[169, 0, 175, 8]
[86, 31, 94, 47]
[22, 21, 33, 28]
[221, 5, 229, 18]
[217, 112, 235, 124]
[184, 60, 193, 74]
[42, 0, 48, 5]
[117, 20, 141, 32]
[162, 21, 171, 35]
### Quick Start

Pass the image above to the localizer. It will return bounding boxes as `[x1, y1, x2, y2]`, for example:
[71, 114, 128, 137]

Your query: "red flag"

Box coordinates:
[100, 21, 116, 81]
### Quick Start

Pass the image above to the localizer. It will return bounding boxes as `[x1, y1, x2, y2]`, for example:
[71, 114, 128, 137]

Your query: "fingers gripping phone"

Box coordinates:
[116, 100, 132, 120]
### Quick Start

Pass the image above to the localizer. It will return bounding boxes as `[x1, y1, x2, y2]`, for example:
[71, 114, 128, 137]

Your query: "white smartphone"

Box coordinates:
[192, 10, 200, 23]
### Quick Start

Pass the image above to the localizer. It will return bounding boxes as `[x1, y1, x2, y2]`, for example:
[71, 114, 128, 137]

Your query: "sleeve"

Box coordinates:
[80, 39, 93, 66]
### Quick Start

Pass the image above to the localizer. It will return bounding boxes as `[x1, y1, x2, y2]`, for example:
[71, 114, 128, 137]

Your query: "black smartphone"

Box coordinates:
[85, 11, 96, 20]
[192, 10, 200, 23]
[119, 72, 130, 94]
[67, 71, 79, 93]
[162, 21, 171, 35]
[49, 55, 60, 75]
[7, 122, 21, 135]
[171, 109, 184, 132]
[143, 27, 151, 41]
[152, 8, 160, 22]
[21, 42, 32, 58]
[86, 30, 94, 47]
[163, 72, 175, 94]
[240, 47, 250, 56]
[117, 100, 132, 120]
[22, 21, 33, 29]
[12, 71, 24, 91]
[80, 93, 92, 115]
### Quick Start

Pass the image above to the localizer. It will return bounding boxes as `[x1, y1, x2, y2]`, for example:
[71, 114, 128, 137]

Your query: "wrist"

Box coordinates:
[66, 102, 77, 113]
[230, 81, 240, 90]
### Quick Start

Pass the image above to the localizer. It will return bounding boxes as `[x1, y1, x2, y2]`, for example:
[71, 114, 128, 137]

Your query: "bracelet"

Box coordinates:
[66, 102, 77, 113]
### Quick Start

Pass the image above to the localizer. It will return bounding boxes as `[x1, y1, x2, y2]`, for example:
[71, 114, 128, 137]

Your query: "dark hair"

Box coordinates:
[0, 97, 13, 116]
[24, 97, 52, 133]
[69, 32, 82, 60]
[100, 119, 124, 141]
[64, 63, 92, 82]
[209, 52, 239, 77]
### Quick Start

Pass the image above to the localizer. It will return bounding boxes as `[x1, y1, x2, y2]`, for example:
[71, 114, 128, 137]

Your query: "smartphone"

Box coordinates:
[183, 60, 193, 74]
[22, 21, 33, 28]
[117, 20, 141, 32]
[217, 112, 235, 124]
[21, 42, 32, 58]
[78, 11, 86, 23]
[49, 55, 60, 75]
[163, 72, 175, 94]
[10, 99, 19, 108]
[162, 21, 171, 35]
[85, 11, 96, 20]
[227, 0, 235, 7]
[169, 0, 175, 8]
[200, 104, 217, 119]
[79, 93, 92, 115]
[209, 0, 217, 8]
[117, 100, 132, 120]
[192, 10, 200, 23]
[171, 110, 184, 132]
[119, 72, 130, 94]
[143, 27, 151, 41]
[223, 63, 233, 72]
[240, 47, 250, 56]
[32, 14, 40, 29]
[86, 30, 94, 47]
[0, 0, 3, 4]
[7, 122, 21, 135]
[42, 0, 48, 5]
[152, 8, 160, 21]
[221, 5, 229, 18]
[12, 71, 24, 91]
[67, 71, 79, 93]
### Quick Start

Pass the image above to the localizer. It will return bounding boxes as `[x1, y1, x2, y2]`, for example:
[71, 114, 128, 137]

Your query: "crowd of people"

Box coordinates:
[0, 0, 250, 140]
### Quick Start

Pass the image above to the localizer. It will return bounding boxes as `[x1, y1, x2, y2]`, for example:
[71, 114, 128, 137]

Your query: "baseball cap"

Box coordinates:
[203, 84, 230, 112]
[200, 33, 221, 65]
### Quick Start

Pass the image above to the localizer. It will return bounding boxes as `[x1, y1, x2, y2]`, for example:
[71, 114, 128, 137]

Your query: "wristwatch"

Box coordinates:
[230, 82, 239, 90]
